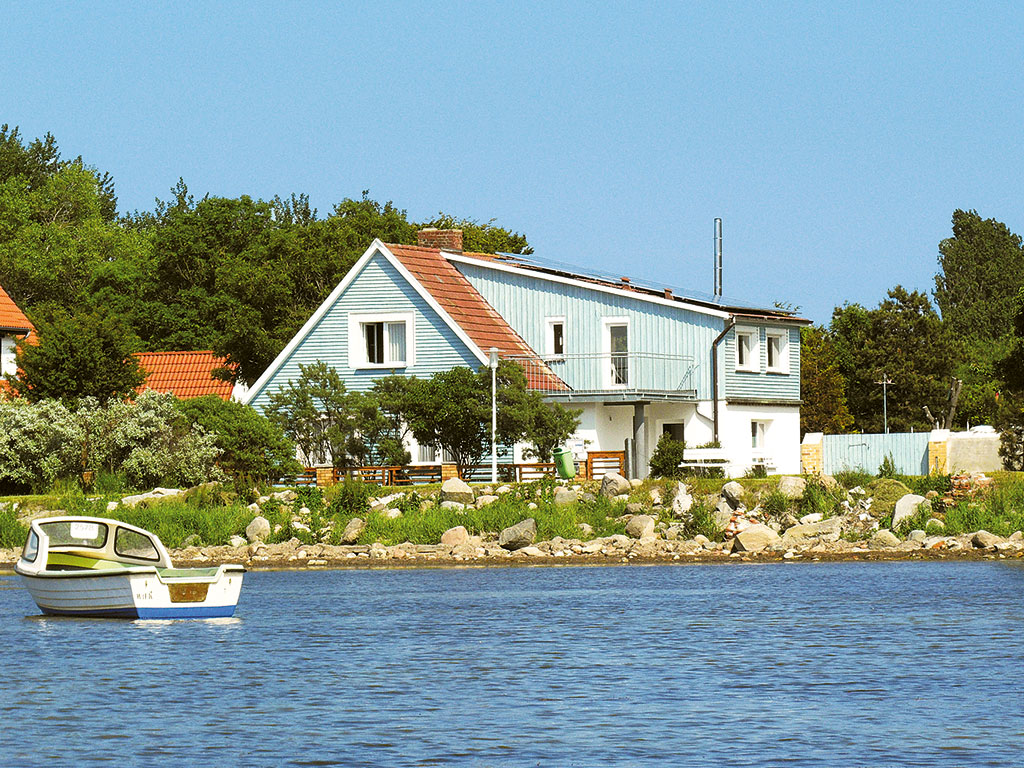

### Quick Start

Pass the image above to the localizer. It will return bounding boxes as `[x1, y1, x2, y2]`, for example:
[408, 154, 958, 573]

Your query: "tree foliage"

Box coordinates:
[830, 287, 953, 433]
[10, 308, 146, 404]
[800, 326, 854, 433]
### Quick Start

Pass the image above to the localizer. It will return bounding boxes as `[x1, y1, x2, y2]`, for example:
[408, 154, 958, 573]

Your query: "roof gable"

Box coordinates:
[137, 351, 234, 400]
[0, 284, 34, 334]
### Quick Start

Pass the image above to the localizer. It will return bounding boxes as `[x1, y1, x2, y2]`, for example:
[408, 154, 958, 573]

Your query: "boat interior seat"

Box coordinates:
[46, 551, 133, 571]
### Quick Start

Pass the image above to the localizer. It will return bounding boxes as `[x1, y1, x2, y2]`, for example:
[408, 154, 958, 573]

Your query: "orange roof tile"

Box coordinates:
[0, 284, 34, 334]
[136, 351, 235, 400]
[386, 243, 567, 391]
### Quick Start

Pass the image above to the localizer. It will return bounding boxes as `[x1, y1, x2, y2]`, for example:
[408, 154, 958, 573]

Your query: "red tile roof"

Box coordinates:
[386, 243, 568, 391]
[0, 284, 34, 333]
[136, 351, 235, 400]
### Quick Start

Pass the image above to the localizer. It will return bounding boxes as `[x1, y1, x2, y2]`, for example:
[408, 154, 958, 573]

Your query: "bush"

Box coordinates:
[0, 505, 27, 548]
[834, 469, 874, 489]
[649, 433, 687, 479]
[177, 395, 301, 483]
[328, 479, 374, 518]
[799, 478, 843, 518]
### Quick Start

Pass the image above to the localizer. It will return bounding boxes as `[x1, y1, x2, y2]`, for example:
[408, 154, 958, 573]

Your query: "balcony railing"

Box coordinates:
[508, 352, 698, 398]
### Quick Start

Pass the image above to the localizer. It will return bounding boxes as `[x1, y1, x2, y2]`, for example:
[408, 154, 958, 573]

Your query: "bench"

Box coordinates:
[677, 448, 729, 471]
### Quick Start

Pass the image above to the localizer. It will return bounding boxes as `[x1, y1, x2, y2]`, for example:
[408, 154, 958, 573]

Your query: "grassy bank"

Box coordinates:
[2, 471, 1023, 552]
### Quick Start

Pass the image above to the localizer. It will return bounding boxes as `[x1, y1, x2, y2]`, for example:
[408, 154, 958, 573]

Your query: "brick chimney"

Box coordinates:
[417, 228, 463, 251]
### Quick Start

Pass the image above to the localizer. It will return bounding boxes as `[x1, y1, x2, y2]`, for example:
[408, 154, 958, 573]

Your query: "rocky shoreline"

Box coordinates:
[2, 530, 1021, 573]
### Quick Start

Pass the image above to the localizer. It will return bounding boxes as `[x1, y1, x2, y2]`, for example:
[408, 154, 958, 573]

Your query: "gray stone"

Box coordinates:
[649, 487, 663, 506]
[799, 512, 823, 525]
[382, 508, 402, 519]
[245, 515, 271, 543]
[732, 524, 780, 553]
[519, 546, 544, 557]
[182, 534, 202, 547]
[273, 489, 298, 503]
[908, 529, 927, 542]
[578, 522, 594, 536]
[229, 534, 248, 548]
[1009, 531, 1023, 542]
[713, 498, 734, 529]
[693, 534, 710, 547]
[341, 517, 365, 544]
[441, 526, 469, 548]
[499, 518, 537, 551]
[625, 502, 645, 515]
[106, 501, 118, 512]
[671, 483, 693, 518]
[600, 472, 632, 498]
[925, 518, 945, 533]
[777, 476, 806, 500]
[869, 529, 900, 548]
[892, 494, 930, 529]
[440, 500, 466, 511]
[475, 495, 499, 508]
[441, 477, 475, 504]
[722, 481, 745, 508]
[972, 530, 1001, 549]
[553, 486, 578, 507]
[496, 485, 512, 495]
[247, 502, 262, 513]
[625, 514, 656, 539]
[781, 517, 842, 543]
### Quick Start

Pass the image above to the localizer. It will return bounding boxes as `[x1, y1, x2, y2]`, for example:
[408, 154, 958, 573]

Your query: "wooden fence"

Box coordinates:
[289, 451, 627, 487]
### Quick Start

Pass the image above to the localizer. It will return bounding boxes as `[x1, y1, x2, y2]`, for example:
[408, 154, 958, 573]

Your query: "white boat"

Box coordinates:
[15, 516, 245, 619]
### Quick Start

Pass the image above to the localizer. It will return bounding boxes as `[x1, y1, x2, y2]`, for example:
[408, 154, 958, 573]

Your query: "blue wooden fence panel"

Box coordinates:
[822, 432, 930, 475]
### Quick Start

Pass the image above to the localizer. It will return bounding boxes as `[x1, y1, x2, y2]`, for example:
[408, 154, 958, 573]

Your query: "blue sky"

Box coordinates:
[3, 2, 1022, 324]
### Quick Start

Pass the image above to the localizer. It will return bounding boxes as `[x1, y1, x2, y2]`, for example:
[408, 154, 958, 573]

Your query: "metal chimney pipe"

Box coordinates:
[714, 217, 723, 299]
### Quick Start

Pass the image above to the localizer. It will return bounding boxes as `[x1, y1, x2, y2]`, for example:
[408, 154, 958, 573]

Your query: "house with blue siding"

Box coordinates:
[245, 229, 811, 476]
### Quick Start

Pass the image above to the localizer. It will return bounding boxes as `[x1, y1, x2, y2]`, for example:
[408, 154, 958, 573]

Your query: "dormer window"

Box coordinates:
[766, 330, 789, 373]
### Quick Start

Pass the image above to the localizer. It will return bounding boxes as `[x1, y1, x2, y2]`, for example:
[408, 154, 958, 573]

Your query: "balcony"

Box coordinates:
[508, 352, 698, 402]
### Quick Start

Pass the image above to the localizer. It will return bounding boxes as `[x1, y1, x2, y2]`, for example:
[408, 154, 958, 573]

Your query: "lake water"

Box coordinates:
[1, 561, 1022, 767]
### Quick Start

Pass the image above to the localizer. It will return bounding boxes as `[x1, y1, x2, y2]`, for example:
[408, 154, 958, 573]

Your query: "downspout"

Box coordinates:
[711, 316, 735, 444]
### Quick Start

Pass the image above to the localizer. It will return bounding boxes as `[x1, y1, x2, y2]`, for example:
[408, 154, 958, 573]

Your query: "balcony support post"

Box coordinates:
[632, 402, 648, 479]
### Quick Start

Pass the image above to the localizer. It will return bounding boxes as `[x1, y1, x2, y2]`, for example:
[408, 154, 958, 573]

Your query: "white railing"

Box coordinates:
[508, 352, 697, 396]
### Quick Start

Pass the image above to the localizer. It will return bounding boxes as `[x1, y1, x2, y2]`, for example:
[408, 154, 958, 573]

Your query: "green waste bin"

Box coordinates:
[552, 447, 576, 480]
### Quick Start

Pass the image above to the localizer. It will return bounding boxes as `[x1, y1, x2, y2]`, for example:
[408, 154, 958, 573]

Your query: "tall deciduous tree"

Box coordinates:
[10, 308, 146, 404]
[830, 287, 953, 433]
[799, 326, 853, 434]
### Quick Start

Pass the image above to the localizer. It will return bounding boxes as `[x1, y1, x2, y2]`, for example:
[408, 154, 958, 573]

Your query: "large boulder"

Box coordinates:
[721, 481, 745, 508]
[625, 515, 656, 539]
[441, 526, 470, 548]
[553, 486, 578, 507]
[341, 517, 365, 544]
[245, 515, 271, 543]
[440, 477, 475, 505]
[869, 529, 900, 548]
[713, 498, 734, 529]
[671, 483, 693, 518]
[732, 524, 780, 552]
[892, 494, 930, 529]
[600, 472, 632, 498]
[499, 518, 537, 551]
[972, 530, 1001, 549]
[781, 517, 842, 543]
[777, 476, 806, 500]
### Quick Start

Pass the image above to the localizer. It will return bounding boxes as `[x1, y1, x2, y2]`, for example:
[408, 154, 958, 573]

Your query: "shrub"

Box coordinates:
[177, 395, 301, 483]
[877, 454, 898, 478]
[328, 479, 374, 518]
[649, 433, 687, 479]
[799, 478, 843, 518]
[0, 505, 27, 548]
[834, 469, 874, 489]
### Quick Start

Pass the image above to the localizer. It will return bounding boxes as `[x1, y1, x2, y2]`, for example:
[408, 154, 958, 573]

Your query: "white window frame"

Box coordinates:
[601, 316, 630, 389]
[545, 316, 566, 360]
[751, 420, 769, 450]
[735, 327, 760, 373]
[766, 330, 789, 374]
[347, 311, 415, 369]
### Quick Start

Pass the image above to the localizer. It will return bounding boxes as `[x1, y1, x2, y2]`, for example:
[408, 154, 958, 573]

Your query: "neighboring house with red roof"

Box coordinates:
[245, 230, 809, 476]
[136, 350, 247, 402]
[0, 284, 35, 389]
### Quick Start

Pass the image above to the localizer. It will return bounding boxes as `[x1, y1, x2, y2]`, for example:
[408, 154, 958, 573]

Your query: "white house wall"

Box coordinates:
[0, 334, 15, 377]
[718, 402, 801, 475]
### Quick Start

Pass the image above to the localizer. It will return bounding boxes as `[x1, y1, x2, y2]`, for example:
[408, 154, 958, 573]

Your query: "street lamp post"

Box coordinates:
[489, 348, 499, 484]
[876, 373, 893, 434]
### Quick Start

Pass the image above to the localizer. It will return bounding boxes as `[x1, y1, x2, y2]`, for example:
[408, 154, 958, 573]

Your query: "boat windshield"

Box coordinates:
[22, 530, 39, 562]
[39, 520, 109, 549]
[113, 527, 160, 561]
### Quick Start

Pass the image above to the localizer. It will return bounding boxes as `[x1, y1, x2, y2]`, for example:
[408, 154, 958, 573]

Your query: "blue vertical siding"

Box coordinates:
[456, 262, 717, 398]
[723, 326, 800, 401]
[822, 432, 930, 475]
[249, 252, 481, 412]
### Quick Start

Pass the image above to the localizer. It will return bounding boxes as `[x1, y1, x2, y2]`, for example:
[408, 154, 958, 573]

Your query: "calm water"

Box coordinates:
[1, 562, 1022, 767]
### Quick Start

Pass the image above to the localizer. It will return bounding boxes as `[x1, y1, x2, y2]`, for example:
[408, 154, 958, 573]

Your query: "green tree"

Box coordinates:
[649, 432, 688, 479]
[264, 361, 367, 467]
[800, 326, 853, 433]
[176, 395, 300, 482]
[830, 287, 953, 432]
[10, 308, 146, 404]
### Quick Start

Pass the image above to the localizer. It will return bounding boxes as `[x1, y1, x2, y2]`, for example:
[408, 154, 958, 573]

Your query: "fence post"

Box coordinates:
[316, 467, 336, 488]
[441, 463, 458, 482]
[801, 432, 824, 475]
[928, 429, 950, 474]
